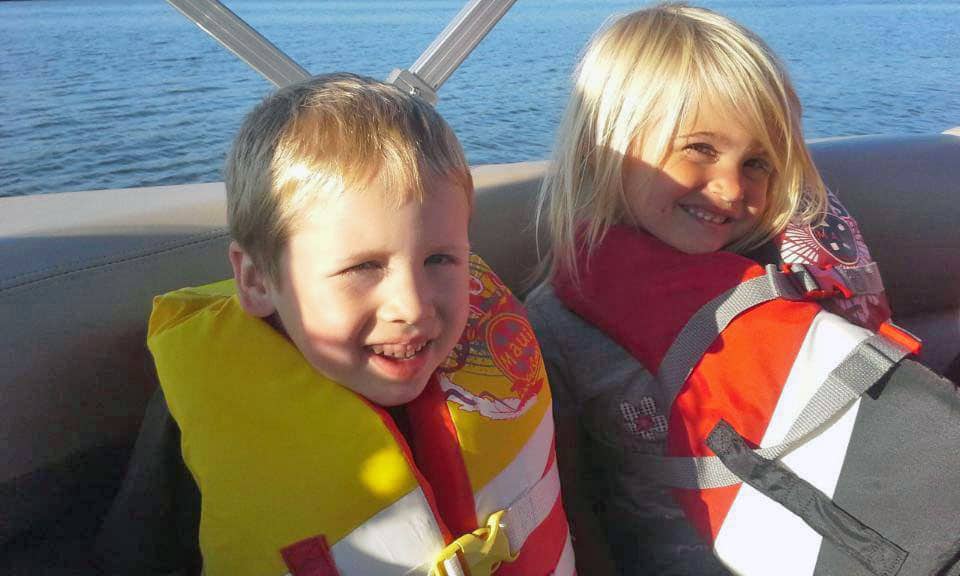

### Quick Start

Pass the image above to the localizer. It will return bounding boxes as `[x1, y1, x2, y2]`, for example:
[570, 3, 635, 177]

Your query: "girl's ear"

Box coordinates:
[229, 241, 277, 318]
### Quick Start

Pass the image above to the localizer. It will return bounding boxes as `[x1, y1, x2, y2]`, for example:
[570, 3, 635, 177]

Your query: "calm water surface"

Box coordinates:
[1, 0, 958, 197]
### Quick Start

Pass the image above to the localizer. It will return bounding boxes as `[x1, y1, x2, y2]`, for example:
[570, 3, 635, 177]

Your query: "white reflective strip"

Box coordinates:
[550, 530, 577, 576]
[714, 311, 869, 575]
[431, 460, 563, 576]
[329, 487, 446, 575]
[474, 404, 555, 519]
[760, 311, 872, 447]
[502, 456, 561, 553]
[442, 555, 468, 576]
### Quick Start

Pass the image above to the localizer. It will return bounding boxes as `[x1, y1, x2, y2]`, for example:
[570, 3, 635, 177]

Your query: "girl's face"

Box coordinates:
[622, 101, 772, 254]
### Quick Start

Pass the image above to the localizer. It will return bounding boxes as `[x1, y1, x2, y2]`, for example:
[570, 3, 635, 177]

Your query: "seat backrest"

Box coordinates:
[1, 133, 958, 547]
[809, 134, 960, 373]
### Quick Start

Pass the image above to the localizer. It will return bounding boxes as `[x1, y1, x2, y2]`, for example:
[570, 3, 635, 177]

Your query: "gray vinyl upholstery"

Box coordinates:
[810, 135, 960, 372]
[1, 133, 958, 571]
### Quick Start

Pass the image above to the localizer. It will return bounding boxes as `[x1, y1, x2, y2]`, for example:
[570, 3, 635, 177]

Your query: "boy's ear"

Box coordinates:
[229, 241, 277, 318]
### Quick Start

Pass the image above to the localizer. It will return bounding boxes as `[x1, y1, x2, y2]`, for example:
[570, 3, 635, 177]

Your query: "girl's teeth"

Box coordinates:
[683, 205, 727, 224]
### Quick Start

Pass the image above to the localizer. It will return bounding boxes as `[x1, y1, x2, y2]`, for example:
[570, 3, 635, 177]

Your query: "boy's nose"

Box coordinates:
[381, 269, 436, 325]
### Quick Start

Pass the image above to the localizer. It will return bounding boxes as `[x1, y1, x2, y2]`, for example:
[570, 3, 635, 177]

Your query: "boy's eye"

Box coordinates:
[425, 253, 458, 266]
[342, 261, 381, 275]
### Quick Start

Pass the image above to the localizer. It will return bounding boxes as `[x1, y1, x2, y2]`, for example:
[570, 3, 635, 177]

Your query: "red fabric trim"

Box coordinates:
[280, 535, 341, 576]
[367, 388, 453, 543]
[543, 436, 557, 477]
[405, 374, 478, 538]
[496, 492, 569, 576]
[554, 227, 765, 374]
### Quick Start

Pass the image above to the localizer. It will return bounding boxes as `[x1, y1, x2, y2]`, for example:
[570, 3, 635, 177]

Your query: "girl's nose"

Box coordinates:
[709, 165, 745, 206]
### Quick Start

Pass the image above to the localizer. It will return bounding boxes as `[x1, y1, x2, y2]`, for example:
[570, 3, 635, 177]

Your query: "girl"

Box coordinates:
[527, 3, 955, 575]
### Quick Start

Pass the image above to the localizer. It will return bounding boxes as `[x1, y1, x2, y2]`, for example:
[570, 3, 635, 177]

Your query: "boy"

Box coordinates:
[98, 73, 573, 576]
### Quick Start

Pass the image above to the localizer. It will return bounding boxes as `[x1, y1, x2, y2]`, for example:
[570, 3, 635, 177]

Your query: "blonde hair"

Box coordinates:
[225, 72, 473, 282]
[537, 3, 826, 280]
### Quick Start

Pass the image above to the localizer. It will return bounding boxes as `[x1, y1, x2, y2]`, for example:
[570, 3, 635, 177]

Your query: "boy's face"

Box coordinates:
[236, 175, 471, 407]
[622, 98, 771, 254]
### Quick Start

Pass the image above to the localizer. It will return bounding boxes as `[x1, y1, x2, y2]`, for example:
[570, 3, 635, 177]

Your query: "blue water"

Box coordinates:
[1, 0, 958, 197]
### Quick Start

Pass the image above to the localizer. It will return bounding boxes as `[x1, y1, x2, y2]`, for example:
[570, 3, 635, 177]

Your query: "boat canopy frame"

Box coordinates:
[166, 0, 518, 104]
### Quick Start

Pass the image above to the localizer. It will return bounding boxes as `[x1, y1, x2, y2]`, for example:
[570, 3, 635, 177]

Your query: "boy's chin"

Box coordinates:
[364, 375, 433, 408]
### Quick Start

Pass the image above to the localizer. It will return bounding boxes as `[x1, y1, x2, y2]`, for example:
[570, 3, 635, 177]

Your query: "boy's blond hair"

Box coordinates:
[538, 3, 826, 280]
[226, 72, 473, 282]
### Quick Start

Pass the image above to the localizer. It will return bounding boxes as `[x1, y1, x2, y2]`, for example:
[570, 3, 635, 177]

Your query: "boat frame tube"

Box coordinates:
[166, 0, 517, 102]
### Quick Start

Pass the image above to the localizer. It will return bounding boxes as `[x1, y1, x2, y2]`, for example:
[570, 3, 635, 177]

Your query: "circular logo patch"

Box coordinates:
[486, 313, 543, 396]
[812, 213, 859, 265]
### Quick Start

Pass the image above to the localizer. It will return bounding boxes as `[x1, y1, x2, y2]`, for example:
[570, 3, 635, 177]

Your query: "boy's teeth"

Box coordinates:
[683, 205, 727, 224]
[371, 341, 426, 359]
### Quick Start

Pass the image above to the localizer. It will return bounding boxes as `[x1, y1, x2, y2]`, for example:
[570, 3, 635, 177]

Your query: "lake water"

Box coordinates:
[1, 0, 958, 197]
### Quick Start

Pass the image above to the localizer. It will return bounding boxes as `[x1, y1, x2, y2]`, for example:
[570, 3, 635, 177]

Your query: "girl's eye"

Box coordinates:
[744, 157, 773, 177]
[683, 142, 718, 159]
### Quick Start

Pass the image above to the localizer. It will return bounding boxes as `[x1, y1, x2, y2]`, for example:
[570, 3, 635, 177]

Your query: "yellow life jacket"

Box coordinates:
[148, 255, 574, 576]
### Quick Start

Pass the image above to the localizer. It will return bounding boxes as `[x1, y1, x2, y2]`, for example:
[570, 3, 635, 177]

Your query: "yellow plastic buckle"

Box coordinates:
[431, 510, 519, 576]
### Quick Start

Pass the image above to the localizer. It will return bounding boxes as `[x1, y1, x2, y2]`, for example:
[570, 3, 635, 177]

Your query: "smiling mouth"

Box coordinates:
[368, 340, 430, 360]
[681, 204, 730, 225]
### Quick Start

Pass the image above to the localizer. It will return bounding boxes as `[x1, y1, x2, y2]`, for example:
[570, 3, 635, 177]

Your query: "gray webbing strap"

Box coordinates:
[772, 333, 908, 453]
[635, 333, 910, 489]
[657, 262, 887, 431]
[657, 265, 802, 411]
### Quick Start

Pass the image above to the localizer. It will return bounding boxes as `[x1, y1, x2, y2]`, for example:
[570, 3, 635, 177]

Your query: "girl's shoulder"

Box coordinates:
[525, 281, 656, 404]
[525, 281, 595, 346]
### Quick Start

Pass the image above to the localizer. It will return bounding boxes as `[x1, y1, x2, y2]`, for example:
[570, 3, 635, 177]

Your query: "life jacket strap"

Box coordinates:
[783, 262, 885, 300]
[705, 419, 909, 576]
[430, 457, 561, 575]
[658, 263, 890, 416]
[658, 265, 802, 408]
[639, 332, 913, 490]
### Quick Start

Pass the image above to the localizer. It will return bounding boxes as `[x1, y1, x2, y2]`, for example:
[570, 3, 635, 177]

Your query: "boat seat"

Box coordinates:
[1, 133, 959, 572]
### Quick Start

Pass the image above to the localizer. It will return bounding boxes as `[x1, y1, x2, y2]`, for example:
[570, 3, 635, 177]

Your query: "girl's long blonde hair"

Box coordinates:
[536, 3, 826, 282]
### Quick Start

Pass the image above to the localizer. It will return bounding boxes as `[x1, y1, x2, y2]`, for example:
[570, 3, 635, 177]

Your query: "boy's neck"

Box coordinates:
[386, 404, 412, 446]
[264, 312, 287, 336]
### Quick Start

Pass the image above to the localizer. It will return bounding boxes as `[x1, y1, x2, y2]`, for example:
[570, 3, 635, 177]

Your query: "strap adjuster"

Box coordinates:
[877, 321, 923, 356]
[431, 510, 518, 576]
[783, 263, 853, 300]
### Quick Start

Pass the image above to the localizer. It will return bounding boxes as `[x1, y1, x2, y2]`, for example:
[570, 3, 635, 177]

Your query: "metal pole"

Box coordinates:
[387, 0, 518, 104]
[166, 0, 310, 88]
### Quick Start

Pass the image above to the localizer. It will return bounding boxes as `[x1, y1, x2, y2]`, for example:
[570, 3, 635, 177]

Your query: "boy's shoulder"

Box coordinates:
[148, 279, 239, 339]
